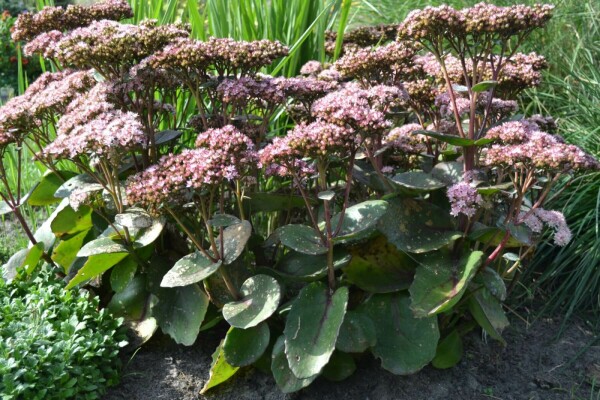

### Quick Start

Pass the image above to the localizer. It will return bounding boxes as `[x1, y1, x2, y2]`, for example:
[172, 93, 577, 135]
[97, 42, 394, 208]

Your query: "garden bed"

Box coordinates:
[106, 314, 600, 400]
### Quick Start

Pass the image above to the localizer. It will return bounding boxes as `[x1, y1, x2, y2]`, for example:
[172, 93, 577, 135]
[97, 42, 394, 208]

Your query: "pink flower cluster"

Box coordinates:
[483, 122, 599, 172]
[195, 125, 257, 168]
[286, 122, 357, 158]
[384, 123, 428, 154]
[521, 208, 572, 246]
[11, 0, 133, 42]
[300, 61, 323, 76]
[447, 181, 483, 218]
[218, 76, 285, 107]
[435, 92, 471, 117]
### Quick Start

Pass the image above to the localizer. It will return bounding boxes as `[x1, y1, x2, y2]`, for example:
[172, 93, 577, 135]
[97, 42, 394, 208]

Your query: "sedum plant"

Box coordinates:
[0, 0, 598, 394]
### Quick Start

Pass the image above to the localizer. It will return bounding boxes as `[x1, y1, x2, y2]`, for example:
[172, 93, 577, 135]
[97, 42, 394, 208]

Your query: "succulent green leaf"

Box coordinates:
[414, 130, 493, 146]
[132, 216, 165, 248]
[391, 171, 446, 194]
[284, 283, 348, 379]
[107, 276, 149, 320]
[154, 129, 182, 145]
[343, 235, 416, 293]
[468, 287, 509, 344]
[358, 292, 439, 375]
[110, 257, 138, 293]
[208, 213, 240, 227]
[28, 170, 78, 206]
[1, 243, 45, 283]
[222, 274, 281, 328]
[331, 200, 388, 243]
[115, 208, 154, 229]
[274, 249, 351, 282]
[52, 229, 92, 272]
[431, 161, 463, 185]
[277, 224, 327, 255]
[220, 220, 252, 264]
[51, 205, 93, 238]
[153, 284, 209, 346]
[471, 80, 498, 92]
[432, 330, 463, 369]
[223, 323, 270, 367]
[66, 252, 129, 289]
[409, 250, 484, 317]
[318, 190, 336, 201]
[200, 340, 240, 394]
[477, 267, 507, 301]
[378, 197, 462, 253]
[203, 259, 254, 307]
[77, 236, 128, 257]
[271, 336, 318, 393]
[160, 252, 222, 288]
[54, 174, 103, 198]
[246, 192, 312, 212]
[322, 351, 356, 382]
[336, 311, 377, 353]
[469, 224, 528, 248]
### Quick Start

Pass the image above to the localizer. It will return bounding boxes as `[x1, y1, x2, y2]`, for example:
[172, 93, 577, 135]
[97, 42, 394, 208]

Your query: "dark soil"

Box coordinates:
[105, 314, 600, 400]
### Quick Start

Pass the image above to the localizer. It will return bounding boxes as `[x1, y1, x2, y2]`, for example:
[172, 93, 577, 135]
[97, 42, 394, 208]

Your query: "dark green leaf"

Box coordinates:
[343, 235, 416, 293]
[154, 284, 209, 346]
[77, 236, 128, 257]
[200, 341, 240, 394]
[222, 275, 281, 328]
[378, 197, 462, 253]
[432, 330, 463, 369]
[336, 311, 377, 353]
[161, 252, 222, 288]
[271, 336, 317, 393]
[154, 129, 182, 145]
[51, 205, 93, 238]
[468, 288, 509, 344]
[277, 224, 327, 255]
[51, 230, 91, 272]
[431, 161, 463, 185]
[284, 283, 348, 378]
[247, 192, 312, 212]
[223, 323, 270, 367]
[209, 213, 240, 227]
[107, 276, 149, 320]
[391, 171, 446, 194]
[322, 351, 356, 382]
[66, 252, 129, 289]
[220, 220, 252, 265]
[110, 257, 138, 293]
[275, 249, 351, 282]
[409, 250, 484, 317]
[358, 292, 439, 375]
[331, 200, 388, 243]
[54, 174, 103, 198]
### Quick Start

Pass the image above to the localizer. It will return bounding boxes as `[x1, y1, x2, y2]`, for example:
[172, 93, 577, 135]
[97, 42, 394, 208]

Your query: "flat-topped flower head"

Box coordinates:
[435, 91, 470, 118]
[206, 37, 288, 75]
[325, 24, 399, 54]
[12, 0, 132, 42]
[397, 5, 466, 41]
[56, 20, 189, 74]
[485, 120, 540, 144]
[259, 136, 315, 180]
[217, 76, 286, 107]
[195, 125, 257, 171]
[300, 60, 323, 76]
[385, 123, 427, 154]
[286, 121, 357, 158]
[462, 3, 554, 37]
[334, 41, 420, 84]
[23, 30, 63, 58]
[312, 84, 399, 133]
[275, 77, 338, 103]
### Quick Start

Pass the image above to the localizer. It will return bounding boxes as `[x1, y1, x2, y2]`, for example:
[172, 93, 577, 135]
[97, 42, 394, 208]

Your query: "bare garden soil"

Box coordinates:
[105, 312, 600, 400]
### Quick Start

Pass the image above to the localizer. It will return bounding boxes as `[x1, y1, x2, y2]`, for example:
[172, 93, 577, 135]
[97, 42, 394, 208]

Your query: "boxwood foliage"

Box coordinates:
[0, 274, 127, 400]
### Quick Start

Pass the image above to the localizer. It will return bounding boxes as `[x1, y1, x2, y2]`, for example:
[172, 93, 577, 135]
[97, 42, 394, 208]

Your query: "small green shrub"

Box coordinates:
[0, 275, 127, 400]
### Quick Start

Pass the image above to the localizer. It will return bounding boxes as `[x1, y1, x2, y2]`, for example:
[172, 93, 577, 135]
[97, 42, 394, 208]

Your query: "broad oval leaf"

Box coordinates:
[77, 236, 128, 257]
[222, 274, 281, 328]
[431, 161, 463, 185]
[154, 129, 182, 145]
[200, 340, 240, 394]
[54, 173, 103, 198]
[277, 224, 327, 255]
[115, 208, 154, 229]
[223, 323, 270, 367]
[110, 257, 138, 293]
[378, 197, 462, 253]
[358, 292, 439, 375]
[471, 80, 498, 93]
[331, 200, 388, 243]
[51, 205, 93, 238]
[161, 252, 222, 288]
[28, 170, 78, 206]
[52, 229, 92, 271]
[246, 192, 312, 212]
[391, 171, 445, 194]
[409, 250, 484, 317]
[208, 213, 240, 227]
[477, 267, 507, 301]
[107, 275, 149, 320]
[322, 351, 356, 382]
[432, 329, 463, 369]
[220, 220, 252, 265]
[66, 252, 129, 289]
[132, 215, 165, 248]
[271, 336, 318, 393]
[343, 235, 416, 293]
[284, 283, 348, 379]
[336, 311, 377, 353]
[468, 287, 509, 344]
[153, 284, 209, 346]
[275, 249, 351, 282]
